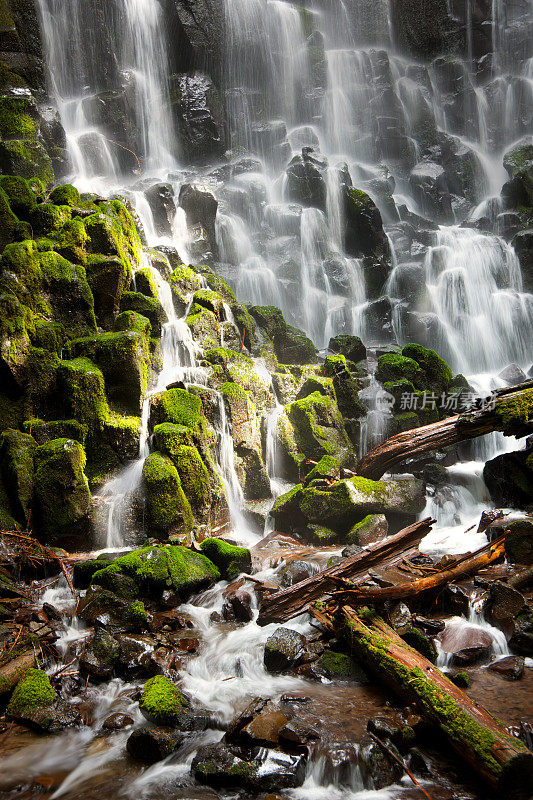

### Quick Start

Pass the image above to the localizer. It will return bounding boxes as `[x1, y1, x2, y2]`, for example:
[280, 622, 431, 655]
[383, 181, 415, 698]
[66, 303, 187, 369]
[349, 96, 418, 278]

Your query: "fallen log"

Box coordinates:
[357, 381, 533, 479]
[258, 517, 435, 624]
[329, 537, 506, 605]
[330, 607, 533, 798]
[0, 650, 35, 695]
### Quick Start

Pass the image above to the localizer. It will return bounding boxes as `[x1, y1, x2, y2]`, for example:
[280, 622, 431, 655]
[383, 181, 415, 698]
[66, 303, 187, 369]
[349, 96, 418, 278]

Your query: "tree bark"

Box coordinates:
[0, 650, 35, 695]
[332, 607, 533, 798]
[258, 517, 435, 624]
[330, 537, 506, 605]
[357, 382, 533, 480]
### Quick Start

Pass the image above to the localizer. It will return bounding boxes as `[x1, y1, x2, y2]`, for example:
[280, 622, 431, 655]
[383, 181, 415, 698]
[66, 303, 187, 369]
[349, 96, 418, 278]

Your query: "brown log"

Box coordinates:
[257, 517, 435, 624]
[332, 608, 533, 797]
[0, 650, 35, 695]
[357, 381, 533, 480]
[331, 537, 506, 605]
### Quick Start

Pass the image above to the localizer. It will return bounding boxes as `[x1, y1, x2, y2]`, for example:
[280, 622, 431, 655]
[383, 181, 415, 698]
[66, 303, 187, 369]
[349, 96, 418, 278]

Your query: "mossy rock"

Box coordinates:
[346, 513, 388, 546]
[86, 255, 132, 328]
[114, 310, 151, 335]
[23, 418, 88, 446]
[199, 537, 252, 581]
[305, 454, 342, 485]
[504, 519, 533, 565]
[0, 428, 36, 525]
[203, 347, 271, 409]
[0, 174, 39, 218]
[7, 668, 55, 716]
[85, 201, 142, 277]
[322, 354, 367, 419]
[248, 304, 317, 364]
[68, 329, 150, 416]
[168, 264, 203, 314]
[139, 675, 188, 726]
[401, 343, 453, 393]
[0, 186, 25, 251]
[30, 202, 71, 234]
[33, 438, 91, 539]
[77, 586, 147, 632]
[296, 375, 336, 402]
[57, 357, 107, 427]
[142, 452, 194, 536]
[91, 544, 220, 600]
[49, 184, 81, 208]
[119, 291, 166, 338]
[134, 266, 159, 298]
[286, 391, 354, 466]
[376, 352, 425, 389]
[150, 387, 208, 436]
[186, 302, 220, 350]
[401, 625, 437, 663]
[173, 444, 212, 517]
[314, 650, 368, 681]
[0, 134, 53, 187]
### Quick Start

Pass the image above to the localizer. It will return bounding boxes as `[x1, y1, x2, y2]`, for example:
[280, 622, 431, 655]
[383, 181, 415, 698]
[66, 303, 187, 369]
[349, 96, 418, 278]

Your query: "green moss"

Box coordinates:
[24, 418, 88, 445]
[376, 352, 425, 389]
[49, 184, 81, 207]
[150, 387, 205, 430]
[450, 671, 470, 688]
[85, 201, 142, 280]
[0, 138, 54, 186]
[400, 625, 437, 663]
[92, 544, 220, 599]
[401, 344, 453, 392]
[7, 669, 55, 714]
[186, 303, 220, 349]
[346, 513, 383, 545]
[33, 438, 91, 537]
[114, 310, 151, 335]
[139, 675, 187, 726]
[199, 537, 251, 581]
[174, 444, 211, 515]
[134, 266, 159, 298]
[31, 203, 71, 234]
[493, 390, 533, 430]
[0, 175, 38, 218]
[168, 264, 203, 312]
[119, 291, 166, 337]
[0, 428, 36, 525]
[315, 650, 362, 679]
[142, 451, 194, 535]
[0, 95, 37, 138]
[286, 390, 353, 464]
[57, 358, 107, 427]
[305, 454, 341, 484]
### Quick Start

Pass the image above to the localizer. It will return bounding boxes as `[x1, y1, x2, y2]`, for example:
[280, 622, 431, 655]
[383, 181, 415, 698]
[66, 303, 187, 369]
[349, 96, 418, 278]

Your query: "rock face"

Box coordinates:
[483, 448, 533, 511]
[169, 72, 225, 163]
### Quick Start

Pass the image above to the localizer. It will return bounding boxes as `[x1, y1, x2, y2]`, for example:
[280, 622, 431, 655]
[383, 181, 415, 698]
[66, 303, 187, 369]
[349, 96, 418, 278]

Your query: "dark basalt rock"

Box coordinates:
[483, 448, 533, 512]
[144, 183, 176, 237]
[359, 735, 404, 789]
[178, 182, 218, 257]
[264, 627, 307, 673]
[285, 149, 327, 211]
[127, 726, 184, 763]
[170, 72, 225, 164]
[192, 742, 306, 792]
[79, 628, 120, 681]
[488, 656, 525, 681]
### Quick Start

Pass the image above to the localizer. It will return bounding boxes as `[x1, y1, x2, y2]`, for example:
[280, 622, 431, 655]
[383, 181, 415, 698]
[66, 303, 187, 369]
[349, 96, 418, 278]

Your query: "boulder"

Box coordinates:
[343, 187, 390, 260]
[409, 161, 453, 222]
[199, 538, 251, 581]
[192, 742, 306, 792]
[144, 182, 176, 237]
[505, 519, 533, 565]
[79, 628, 119, 681]
[264, 627, 308, 673]
[346, 513, 388, 546]
[440, 625, 493, 666]
[498, 364, 528, 387]
[0, 428, 36, 526]
[169, 72, 225, 163]
[126, 726, 183, 763]
[91, 544, 220, 601]
[502, 139, 533, 208]
[359, 736, 404, 789]
[119, 291, 166, 338]
[483, 449, 533, 511]
[285, 391, 354, 466]
[142, 452, 194, 536]
[33, 438, 91, 540]
[248, 305, 317, 365]
[6, 668, 80, 732]
[486, 581, 528, 635]
[77, 586, 148, 633]
[488, 656, 525, 681]
[285, 149, 327, 210]
[139, 675, 188, 726]
[279, 560, 316, 587]
[328, 334, 366, 364]
[178, 183, 218, 256]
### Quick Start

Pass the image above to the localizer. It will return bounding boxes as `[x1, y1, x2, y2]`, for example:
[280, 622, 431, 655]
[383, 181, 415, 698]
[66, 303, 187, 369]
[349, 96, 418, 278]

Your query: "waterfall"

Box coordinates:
[36, 0, 177, 185]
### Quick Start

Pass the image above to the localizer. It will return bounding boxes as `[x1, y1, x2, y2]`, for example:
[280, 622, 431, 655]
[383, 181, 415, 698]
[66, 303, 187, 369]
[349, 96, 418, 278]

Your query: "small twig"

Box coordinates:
[368, 731, 433, 800]
[50, 657, 77, 678]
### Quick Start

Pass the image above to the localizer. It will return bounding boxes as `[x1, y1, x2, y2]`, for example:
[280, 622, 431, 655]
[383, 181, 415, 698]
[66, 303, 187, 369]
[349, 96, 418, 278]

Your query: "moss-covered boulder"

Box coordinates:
[173, 444, 213, 517]
[186, 301, 221, 350]
[7, 668, 55, 719]
[376, 352, 425, 388]
[79, 628, 120, 681]
[323, 354, 366, 419]
[272, 475, 425, 537]
[199, 538, 252, 581]
[483, 448, 533, 511]
[248, 305, 317, 364]
[85, 200, 142, 276]
[119, 291, 166, 338]
[142, 452, 194, 536]
[204, 347, 272, 412]
[67, 329, 150, 415]
[504, 519, 533, 565]
[0, 428, 36, 525]
[286, 391, 354, 466]
[0, 93, 54, 185]
[139, 675, 188, 726]
[77, 586, 148, 631]
[33, 438, 91, 539]
[57, 357, 107, 427]
[91, 544, 220, 600]
[86, 255, 132, 328]
[305, 454, 342, 485]
[401, 344, 453, 393]
[168, 264, 203, 314]
[346, 513, 388, 546]
[328, 334, 366, 364]
[150, 387, 213, 443]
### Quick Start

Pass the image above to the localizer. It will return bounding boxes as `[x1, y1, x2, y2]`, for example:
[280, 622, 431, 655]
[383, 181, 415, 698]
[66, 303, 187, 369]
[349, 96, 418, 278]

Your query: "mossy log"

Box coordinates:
[258, 517, 434, 624]
[330, 537, 506, 605]
[333, 608, 533, 798]
[0, 650, 35, 695]
[357, 381, 533, 480]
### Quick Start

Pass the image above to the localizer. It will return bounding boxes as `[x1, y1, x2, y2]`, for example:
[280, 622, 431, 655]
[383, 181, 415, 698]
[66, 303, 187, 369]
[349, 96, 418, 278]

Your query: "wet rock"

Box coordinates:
[7, 668, 81, 732]
[328, 334, 366, 364]
[442, 582, 472, 616]
[505, 519, 533, 565]
[387, 602, 412, 634]
[192, 743, 306, 792]
[239, 700, 289, 746]
[279, 560, 315, 587]
[144, 182, 176, 237]
[367, 715, 416, 749]
[440, 625, 493, 666]
[0, 428, 36, 527]
[248, 305, 317, 365]
[502, 139, 533, 209]
[394, 0, 460, 59]
[486, 581, 528, 635]
[346, 514, 388, 546]
[178, 183, 218, 257]
[359, 736, 404, 789]
[313, 650, 369, 682]
[170, 72, 225, 164]
[488, 656, 525, 681]
[509, 606, 533, 656]
[484, 449, 533, 512]
[285, 149, 327, 211]
[498, 364, 528, 387]
[343, 186, 390, 262]
[102, 712, 134, 730]
[264, 627, 307, 673]
[279, 718, 320, 747]
[222, 588, 254, 622]
[512, 229, 533, 293]
[199, 538, 252, 581]
[139, 674, 188, 727]
[449, 671, 470, 688]
[127, 726, 183, 763]
[79, 628, 120, 681]
[77, 586, 147, 633]
[409, 162, 452, 222]
[401, 625, 437, 663]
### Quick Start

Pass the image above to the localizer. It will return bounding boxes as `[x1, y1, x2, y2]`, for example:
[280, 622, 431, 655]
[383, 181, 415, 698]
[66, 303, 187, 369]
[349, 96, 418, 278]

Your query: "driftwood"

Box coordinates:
[357, 381, 533, 480]
[329, 537, 506, 605]
[318, 607, 533, 797]
[258, 517, 435, 624]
